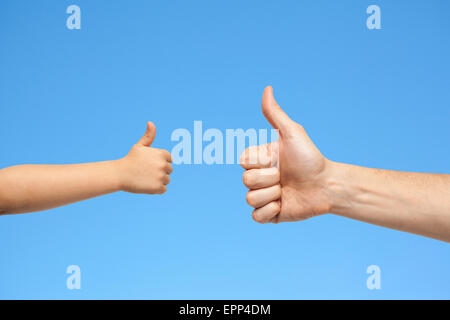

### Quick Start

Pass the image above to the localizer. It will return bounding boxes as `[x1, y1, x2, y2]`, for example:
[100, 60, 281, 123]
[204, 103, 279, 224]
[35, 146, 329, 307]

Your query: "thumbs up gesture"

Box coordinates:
[240, 87, 331, 223]
[116, 122, 173, 194]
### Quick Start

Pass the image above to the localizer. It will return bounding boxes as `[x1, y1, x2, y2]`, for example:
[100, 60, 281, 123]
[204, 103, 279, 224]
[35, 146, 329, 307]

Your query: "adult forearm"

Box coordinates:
[0, 161, 121, 215]
[326, 161, 450, 242]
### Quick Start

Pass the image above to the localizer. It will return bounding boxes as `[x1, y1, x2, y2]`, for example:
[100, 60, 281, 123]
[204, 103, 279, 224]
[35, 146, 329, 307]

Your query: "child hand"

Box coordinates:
[116, 122, 173, 195]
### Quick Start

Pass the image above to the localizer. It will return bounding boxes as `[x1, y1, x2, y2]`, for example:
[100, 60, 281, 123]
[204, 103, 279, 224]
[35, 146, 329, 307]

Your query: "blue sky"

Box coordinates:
[0, 0, 449, 299]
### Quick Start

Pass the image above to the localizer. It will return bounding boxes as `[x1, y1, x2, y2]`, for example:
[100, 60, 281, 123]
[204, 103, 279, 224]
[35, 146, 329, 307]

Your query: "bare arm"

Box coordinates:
[328, 162, 450, 242]
[0, 122, 173, 215]
[0, 162, 120, 214]
[240, 86, 450, 242]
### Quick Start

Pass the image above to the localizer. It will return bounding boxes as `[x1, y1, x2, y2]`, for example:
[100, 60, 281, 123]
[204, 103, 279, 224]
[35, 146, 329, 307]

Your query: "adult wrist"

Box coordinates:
[323, 160, 355, 216]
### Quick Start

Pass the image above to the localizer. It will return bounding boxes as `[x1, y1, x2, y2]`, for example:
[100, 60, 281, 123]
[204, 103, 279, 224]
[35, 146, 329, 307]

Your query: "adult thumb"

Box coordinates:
[137, 121, 156, 146]
[261, 86, 294, 131]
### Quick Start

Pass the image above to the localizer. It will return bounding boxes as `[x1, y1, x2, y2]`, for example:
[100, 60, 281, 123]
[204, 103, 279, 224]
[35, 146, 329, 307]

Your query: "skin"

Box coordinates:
[0, 122, 173, 215]
[240, 86, 450, 243]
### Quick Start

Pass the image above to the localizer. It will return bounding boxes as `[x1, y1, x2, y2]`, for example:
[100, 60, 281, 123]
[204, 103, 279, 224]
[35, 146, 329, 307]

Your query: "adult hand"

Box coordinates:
[240, 86, 331, 223]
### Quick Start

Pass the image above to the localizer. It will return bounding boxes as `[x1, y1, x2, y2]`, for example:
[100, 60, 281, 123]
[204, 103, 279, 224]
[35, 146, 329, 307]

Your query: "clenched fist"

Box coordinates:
[116, 122, 173, 194]
[240, 86, 332, 223]
[239, 86, 450, 243]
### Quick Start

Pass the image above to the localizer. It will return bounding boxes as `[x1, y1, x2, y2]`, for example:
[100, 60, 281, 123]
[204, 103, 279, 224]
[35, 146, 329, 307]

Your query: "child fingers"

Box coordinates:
[166, 163, 173, 174]
[162, 175, 171, 185]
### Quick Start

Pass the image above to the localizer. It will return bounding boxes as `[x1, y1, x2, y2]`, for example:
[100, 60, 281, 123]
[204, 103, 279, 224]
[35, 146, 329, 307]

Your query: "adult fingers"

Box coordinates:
[239, 143, 278, 170]
[246, 184, 281, 209]
[243, 167, 280, 189]
[252, 201, 281, 224]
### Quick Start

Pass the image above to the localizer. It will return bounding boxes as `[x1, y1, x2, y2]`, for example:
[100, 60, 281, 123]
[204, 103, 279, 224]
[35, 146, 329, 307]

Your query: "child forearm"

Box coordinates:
[0, 122, 173, 215]
[0, 162, 121, 215]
